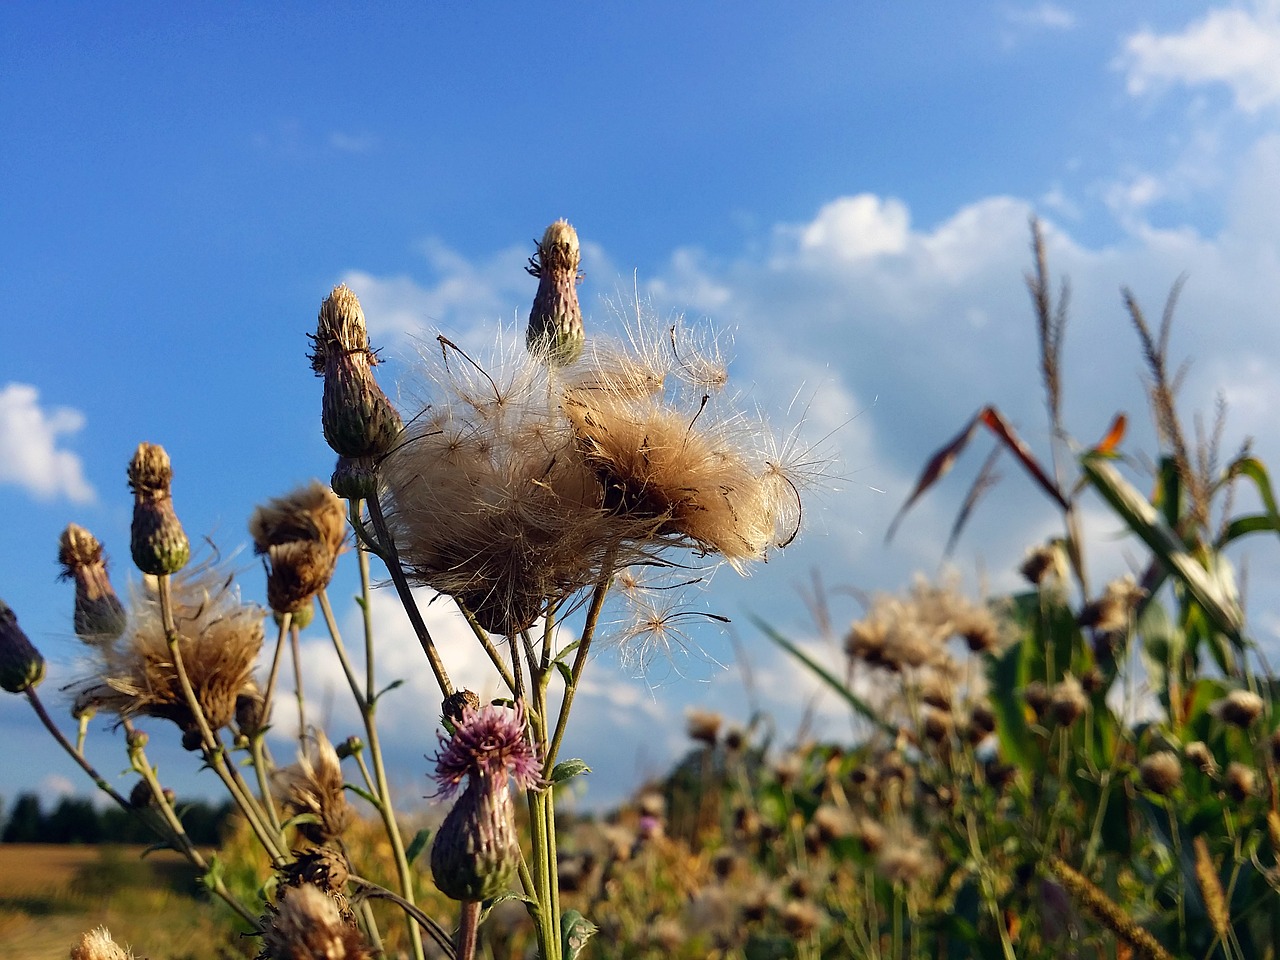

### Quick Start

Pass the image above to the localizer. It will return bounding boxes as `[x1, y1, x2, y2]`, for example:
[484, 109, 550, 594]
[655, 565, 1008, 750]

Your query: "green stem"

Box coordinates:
[544, 563, 613, 774]
[262, 611, 291, 725]
[366, 495, 454, 697]
[156, 576, 287, 865]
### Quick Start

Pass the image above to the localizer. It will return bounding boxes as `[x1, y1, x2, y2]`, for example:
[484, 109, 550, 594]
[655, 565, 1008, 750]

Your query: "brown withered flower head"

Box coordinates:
[127, 443, 190, 577]
[249, 481, 347, 616]
[1213, 689, 1265, 729]
[379, 296, 818, 636]
[276, 731, 355, 847]
[58, 524, 128, 644]
[1138, 750, 1183, 795]
[1078, 574, 1146, 633]
[308, 284, 403, 460]
[526, 219, 586, 366]
[259, 883, 370, 960]
[75, 558, 263, 747]
[69, 927, 140, 960]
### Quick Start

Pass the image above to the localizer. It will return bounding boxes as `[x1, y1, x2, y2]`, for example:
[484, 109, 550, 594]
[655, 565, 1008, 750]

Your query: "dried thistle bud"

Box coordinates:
[0, 599, 45, 694]
[525, 219, 585, 366]
[260, 883, 370, 960]
[1078, 575, 1146, 633]
[1023, 680, 1050, 720]
[1214, 689, 1265, 728]
[967, 702, 997, 742]
[1185, 740, 1217, 775]
[127, 443, 190, 576]
[58, 524, 127, 644]
[1019, 540, 1067, 586]
[686, 708, 722, 747]
[779, 900, 824, 939]
[442, 689, 481, 722]
[1225, 761, 1256, 802]
[723, 726, 747, 753]
[129, 779, 153, 809]
[1138, 751, 1183, 795]
[1049, 676, 1087, 727]
[251, 481, 347, 616]
[922, 707, 953, 744]
[279, 847, 351, 897]
[69, 927, 137, 960]
[330, 455, 378, 501]
[126, 728, 149, 752]
[308, 285, 403, 459]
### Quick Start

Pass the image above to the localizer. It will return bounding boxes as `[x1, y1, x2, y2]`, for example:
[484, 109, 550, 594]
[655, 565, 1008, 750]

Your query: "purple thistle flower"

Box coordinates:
[429, 702, 544, 902]
[432, 702, 544, 798]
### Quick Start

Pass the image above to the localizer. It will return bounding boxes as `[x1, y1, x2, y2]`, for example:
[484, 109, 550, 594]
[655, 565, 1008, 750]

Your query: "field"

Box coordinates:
[0, 844, 244, 960]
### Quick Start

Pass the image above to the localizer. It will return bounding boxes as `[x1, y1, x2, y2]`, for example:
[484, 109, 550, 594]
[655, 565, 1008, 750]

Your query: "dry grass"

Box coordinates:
[0, 844, 249, 960]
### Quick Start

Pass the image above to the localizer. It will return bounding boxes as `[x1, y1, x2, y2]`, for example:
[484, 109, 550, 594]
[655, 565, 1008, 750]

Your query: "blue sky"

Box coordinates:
[4, 2, 1280, 811]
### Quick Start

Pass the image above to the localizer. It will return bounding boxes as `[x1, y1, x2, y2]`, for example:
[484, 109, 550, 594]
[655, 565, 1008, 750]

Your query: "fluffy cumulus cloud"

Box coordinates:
[1118, 1, 1280, 112]
[0, 383, 94, 503]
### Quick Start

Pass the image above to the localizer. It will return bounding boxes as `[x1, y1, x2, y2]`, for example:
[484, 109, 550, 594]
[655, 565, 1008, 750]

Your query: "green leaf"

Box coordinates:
[199, 853, 225, 893]
[751, 615, 897, 736]
[554, 639, 582, 663]
[1081, 455, 1243, 642]
[561, 909, 599, 960]
[345, 783, 381, 808]
[373, 678, 405, 703]
[555, 660, 574, 687]
[405, 828, 432, 865]
[550, 758, 592, 784]
[280, 812, 321, 832]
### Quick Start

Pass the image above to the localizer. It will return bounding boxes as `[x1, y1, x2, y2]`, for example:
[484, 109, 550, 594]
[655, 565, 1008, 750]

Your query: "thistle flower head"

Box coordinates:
[429, 703, 541, 902]
[127, 443, 189, 576]
[1138, 750, 1183, 795]
[308, 285, 403, 459]
[0, 598, 45, 694]
[74, 558, 263, 742]
[432, 702, 542, 798]
[58, 524, 128, 644]
[250, 481, 347, 614]
[526, 219, 585, 366]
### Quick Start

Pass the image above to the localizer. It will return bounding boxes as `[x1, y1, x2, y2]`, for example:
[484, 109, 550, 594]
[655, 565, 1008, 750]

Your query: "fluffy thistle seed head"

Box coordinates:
[526, 220, 585, 366]
[0, 598, 45, 694]
[308, 285, 403, 459]
[1226, 761, 1257, 802]
[259, 884, 370, 960]
[69, 927, 138, 960]
[685, 708, 722, 747]
[127, 443, 190, 576]
[1185, 740, 1217, 774]
[276, 732, 354, 847]
[58, 524, 128, 644]
[74, 559, 263, 741]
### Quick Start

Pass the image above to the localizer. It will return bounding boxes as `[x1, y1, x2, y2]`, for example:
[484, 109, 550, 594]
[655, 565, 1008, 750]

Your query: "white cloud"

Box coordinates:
[1004, 3, 1077, 31]
[38, 773, 75, 802]
[792, 194, 911, 261]
[1119, 2, 1280, 113]
[0, 383, 94, 503]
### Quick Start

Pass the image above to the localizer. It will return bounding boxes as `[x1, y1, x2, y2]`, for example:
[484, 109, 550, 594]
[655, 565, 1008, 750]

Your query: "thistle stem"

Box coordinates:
[366, 495, 454, 697]
[456, 900, 480, 960]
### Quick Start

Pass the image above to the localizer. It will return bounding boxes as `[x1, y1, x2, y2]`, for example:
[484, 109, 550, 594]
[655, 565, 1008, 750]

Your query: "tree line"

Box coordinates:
[0, 793, 234, 845]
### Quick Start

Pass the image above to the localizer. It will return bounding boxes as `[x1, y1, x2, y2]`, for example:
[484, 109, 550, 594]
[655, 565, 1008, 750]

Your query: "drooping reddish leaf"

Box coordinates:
[885, 411, 984, 542]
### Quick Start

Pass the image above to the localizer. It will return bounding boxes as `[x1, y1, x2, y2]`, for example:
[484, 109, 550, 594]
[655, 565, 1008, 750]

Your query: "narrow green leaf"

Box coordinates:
[1081, 455, 1243, 641]
[345, 783, 381, 808]
[373, 678, 405, 703]
[550, 758, 592, 784]
[405, 827, 432, 865]
[555, 660, 574, 687]
[751, 615, 897, 736]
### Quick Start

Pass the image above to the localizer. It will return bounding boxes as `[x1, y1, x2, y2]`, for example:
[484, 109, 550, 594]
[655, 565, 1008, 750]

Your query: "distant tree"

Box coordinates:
[46, 797, 103, 844]
[2, 793, 43, 843]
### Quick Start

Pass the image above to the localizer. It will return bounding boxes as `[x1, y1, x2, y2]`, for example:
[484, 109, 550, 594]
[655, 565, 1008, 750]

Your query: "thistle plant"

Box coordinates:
[2, 219, 822, 960]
